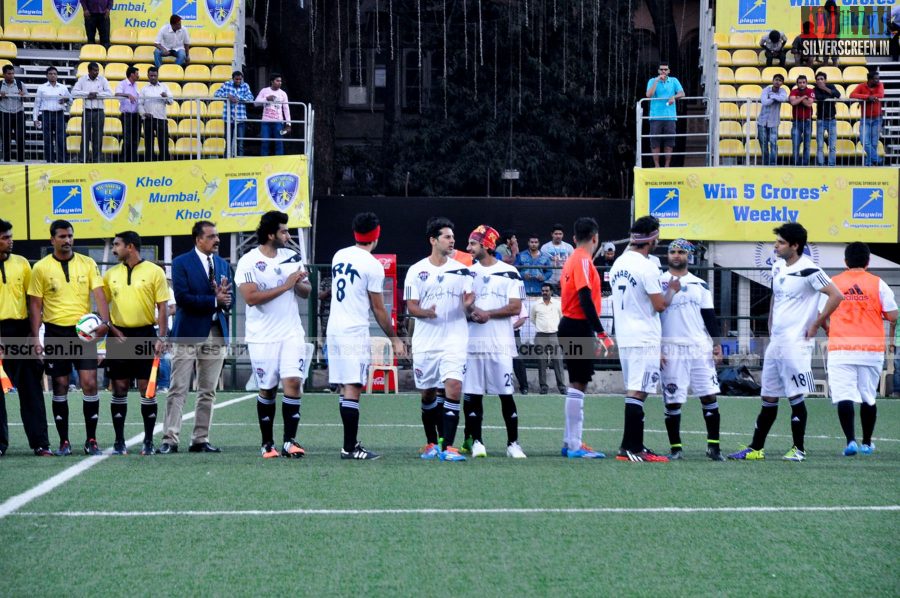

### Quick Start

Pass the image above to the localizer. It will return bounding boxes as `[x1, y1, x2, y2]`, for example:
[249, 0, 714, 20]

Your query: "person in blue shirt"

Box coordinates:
[645, 62, 684, 168]
[515, 235, 552, 297]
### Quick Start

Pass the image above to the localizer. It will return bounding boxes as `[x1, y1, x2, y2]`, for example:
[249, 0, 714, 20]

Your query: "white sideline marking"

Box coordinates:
[0, 393, 256, 520]
[11, 505, 900, 518]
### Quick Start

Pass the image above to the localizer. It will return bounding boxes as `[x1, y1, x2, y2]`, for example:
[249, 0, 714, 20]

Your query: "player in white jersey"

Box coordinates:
[658, 239, 724, 461]
[235, 211, 311, 459]
[728, 223, 843, 462]
[609, 215, 671, 462]
[460, 225, 527, 459]
[404, 217, 474, 462]
[327, 212, 406, 460]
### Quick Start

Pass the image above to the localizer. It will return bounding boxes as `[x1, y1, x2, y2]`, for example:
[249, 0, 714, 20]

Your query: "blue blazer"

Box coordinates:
[171, 250, 232, 343]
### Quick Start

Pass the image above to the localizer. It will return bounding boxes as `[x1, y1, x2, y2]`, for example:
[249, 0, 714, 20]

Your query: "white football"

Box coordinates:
[75, 313, 103, 342]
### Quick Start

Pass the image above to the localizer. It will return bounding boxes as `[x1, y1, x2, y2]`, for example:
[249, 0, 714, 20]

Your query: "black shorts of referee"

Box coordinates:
[105, 325, 158, 382]
[557, 317, 595, 385]
[43, 321, 99, 377]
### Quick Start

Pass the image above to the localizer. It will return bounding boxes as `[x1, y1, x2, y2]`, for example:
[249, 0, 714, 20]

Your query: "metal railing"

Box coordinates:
[635, 96, 714, 167]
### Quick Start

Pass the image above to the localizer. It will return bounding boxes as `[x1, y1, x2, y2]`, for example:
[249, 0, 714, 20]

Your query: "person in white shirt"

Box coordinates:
[254, 73, 292, 156]
[33, 66, 71, 163]
[71, 62, 112, 163]
[541, 223, 574, 290]
[728, 222, 843, 462]
[404, 217, 474, 461]
[114, 66, 141, 162]
[326, 212, 405, 460]
[154, 14, 191, 68]
[235, 211, 311, 459]
[609, 215, 670, 462]
[139, 66, 173, 161]
[658, 239, 723, 461]
[461, 225, 527, 459]
[530, 283, 567, 394]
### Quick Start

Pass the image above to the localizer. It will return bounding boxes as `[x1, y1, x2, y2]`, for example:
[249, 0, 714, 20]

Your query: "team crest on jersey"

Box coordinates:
[414, 368, 423, 379]
[664, 383, 677, 397]
[437, 275, 445, 283]
[418, 271, 429, 281]
[91, 181, 126, 221]
[255, 261, 267, 272]
[651, 373, 659, 383]
[265, 173, 299, 210]
[206, 0, 234, 26]
[255, 367, 266, 380]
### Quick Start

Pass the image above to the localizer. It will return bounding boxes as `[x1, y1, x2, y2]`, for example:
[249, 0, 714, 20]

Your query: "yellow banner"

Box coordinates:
[716, 0, 900, 35]
[27, 155, 310, 240]
[634, 167, 899, 243]
[0, 165, 28, 237]
[5, 0, 236, 34]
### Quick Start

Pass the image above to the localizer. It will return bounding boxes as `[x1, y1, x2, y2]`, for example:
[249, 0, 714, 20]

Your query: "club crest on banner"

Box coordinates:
[206, 0, 234, 26]
[92, 181, 127, 221]
[52, 0, 79, 22]
[266, 173, 299, 210]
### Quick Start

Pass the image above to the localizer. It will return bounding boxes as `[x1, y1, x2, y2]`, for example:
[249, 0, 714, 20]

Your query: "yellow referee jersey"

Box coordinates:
[103, 260, 169, 328]
[28, 253, 103, 326]
[0, 254, 31, 320]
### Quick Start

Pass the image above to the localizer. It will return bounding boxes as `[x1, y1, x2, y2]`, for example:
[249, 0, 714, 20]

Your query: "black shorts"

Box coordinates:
[649, 120, 676, 149]
[43, 322, 99, 377]
[557, 317, 595, 385]
[105, 325, 157, 382]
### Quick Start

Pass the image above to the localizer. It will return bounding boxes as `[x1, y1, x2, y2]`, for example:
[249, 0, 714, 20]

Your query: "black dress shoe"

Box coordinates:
[158, 443, 178, 454]
[188, 442, 222, 453]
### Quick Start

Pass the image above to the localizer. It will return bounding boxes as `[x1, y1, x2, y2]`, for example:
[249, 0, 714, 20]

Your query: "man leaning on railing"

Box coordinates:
[34, 66, 71, 164]
[0, 65, 26, 163]
[758, 74, 788, 166]
[214, 70, 254, 158]
[645, 61, 684, 168]
[850, 70, 884, 167]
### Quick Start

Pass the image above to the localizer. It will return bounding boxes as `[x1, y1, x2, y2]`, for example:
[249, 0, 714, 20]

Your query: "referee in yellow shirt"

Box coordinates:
[0, 219, 52, 456]
[103, 231, 169, 456]
[28, 220, 112, 456]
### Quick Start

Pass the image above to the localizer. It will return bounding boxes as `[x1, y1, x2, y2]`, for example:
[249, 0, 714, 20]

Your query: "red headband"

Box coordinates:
[354, 226, 380, 244]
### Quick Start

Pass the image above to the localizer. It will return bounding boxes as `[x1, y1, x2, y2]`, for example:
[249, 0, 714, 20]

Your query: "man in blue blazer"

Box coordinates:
[160, 221, 233, 454]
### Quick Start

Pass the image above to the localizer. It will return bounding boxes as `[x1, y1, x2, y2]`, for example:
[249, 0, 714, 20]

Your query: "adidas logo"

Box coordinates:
[148, 414, 156, 419]
[114, 413, 123, 419]
[260, 416, 271, 422]
[791, 416, 800, 422]
[91, 414, 99, 420]
[292, 413, 300, 419]
[55, 415, 63, 421]
[511, 412, 518, 419]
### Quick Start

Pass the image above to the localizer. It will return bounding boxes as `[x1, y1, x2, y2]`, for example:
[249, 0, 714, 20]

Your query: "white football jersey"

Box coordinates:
[609, 250, 663, 347]
[770, 255, 831, 342]
[404, 256, 473, 353]
[468, 260, 524, 355]
[235, 247, 305, 341]
[659, 271, 714, 347]
[326, 246, 385, 338]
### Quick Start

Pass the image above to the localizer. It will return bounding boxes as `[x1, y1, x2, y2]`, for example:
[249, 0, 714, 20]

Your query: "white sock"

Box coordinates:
[565, 388, 585, 451]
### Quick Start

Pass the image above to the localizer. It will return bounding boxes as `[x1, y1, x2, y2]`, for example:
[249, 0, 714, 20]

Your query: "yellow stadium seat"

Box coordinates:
[719, 121, 743, 138]
[733, 67, 761, 84]
[787, 66, 814, 83]
[138, 138, 176, 156]
[57, 26, 87, 43]
[79, 44, 106, 62]
[760, 67, 787, 82]
[190, 29, 216, 46]
[205, 119, 225, 137]
[202, 137, 226, 156]
[3, 24, 29, 41]
[207, 100, 224, 114]
[213, 47, 234, 65]
[104, 117, 123, 136]
[717, 67, 734, 85]
[739, 103, 761, 119]
[177, 119, 204, 137]
[76, 63, 103, 77]
[719, 85, 736, 98]
[107, 45, 134, 62]
[70, 99, 83, 116]
[208, 84, 223, 97]
[719, 139, 745, 157]
[816, 66, 842, 83]
[718, 102, 740, 120]
[853, 141, 882, 156]
[102, 136, 120, 154]
[182, 82, 209, 97]
[135, 63, 154, 79]
[137, 30, 158, 45]
[180, 99, 208, 117]
[836, 139, 857, 156]
[184, 64, 211, 82]
[832, 84, 845, 96]
[134, 46, 156, 63]
[0, 59, 9, 71]
[166, 82, 183, 97]
[215, 30, 235, 47]
[168, 117, 178, 132]
[166, 101, 181, 117]
[189, 47, 214, 64]
[66, 117, 82, 135]
[731, 50, 759, 66]
[104, 98, 122, 116]
[741, 122, 758, 138]
[717, 50, 732, 66]
[834, 102, 849, 120]
[728, 33, 756, 49]
[174, 137, 201, 156]
[66, 136, 82, 154]
[110, 28, 137, 45]
[843, 67, 868, 83]
[835, 121, 853, 138]
[849, 101, 862, 119]
[211, 65, 233, 81]
[159, 64, 184, 81]
[737, 84, 762, 98]
[31, 25, 57, 43]
[777, 140, 793, 157]
[778, 121, 792, 138]
[780, 103, 793, 120]
[838, 56, 867, 66]
[748, 139, 761, 156]
[104, 63, 128, 81]
[714, 32, 729, 48]
[0, 42, 16, 59]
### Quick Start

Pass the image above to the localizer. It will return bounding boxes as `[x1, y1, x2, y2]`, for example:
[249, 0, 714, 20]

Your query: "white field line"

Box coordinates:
[0, 393, 257, 520]
[11, 505, 900, 518]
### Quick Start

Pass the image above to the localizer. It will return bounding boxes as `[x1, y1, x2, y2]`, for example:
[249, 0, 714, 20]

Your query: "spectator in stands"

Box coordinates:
[819, 0, 839, 66]
[760, 30, 788, 67]
[850, 70, 884, 167]
[71, 62, 112, 163]
[214, 71, 254, 157]
[542, 223, 574, 291]
[495, 231, 519, 265]
[139, 66, 173, 161]
[758, 74, 788, 166]
[80, 0, 111, 48]
[645, 61, 684, 168]
[790, 22, 815, 67]
[115, 66, 141, 162]
[889, 6, 900, 62]
[34, 66, 71, 164]
[813, 71, 840, 167]
[515, 234, 551, 297]
[788, 75, 815, 166]
[0, 65, 26, 162]
[154, 15, 191, 69]
[254, 73, 291, 156]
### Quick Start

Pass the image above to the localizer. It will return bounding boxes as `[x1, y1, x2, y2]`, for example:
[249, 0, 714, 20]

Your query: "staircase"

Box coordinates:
[869, 56, 900, 166]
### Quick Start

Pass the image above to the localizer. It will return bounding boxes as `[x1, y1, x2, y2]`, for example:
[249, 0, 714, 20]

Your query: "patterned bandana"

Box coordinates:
[668, 238, 694, 254]
[469, 225, 500, 250]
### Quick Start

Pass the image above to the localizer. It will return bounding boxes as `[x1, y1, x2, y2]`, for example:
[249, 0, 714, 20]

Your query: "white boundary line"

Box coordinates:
[10, 505, 900, 518]
[0, 393, 257, 520]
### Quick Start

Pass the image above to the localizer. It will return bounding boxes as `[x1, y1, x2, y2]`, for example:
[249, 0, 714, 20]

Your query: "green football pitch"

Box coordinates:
[1, 392, 898, 596]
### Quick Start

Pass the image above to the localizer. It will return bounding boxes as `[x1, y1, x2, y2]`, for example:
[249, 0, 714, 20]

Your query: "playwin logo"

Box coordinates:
[738, 0, 766, 25]
[649, 188, 680, 219]
[851, 188, 883, 220]
[52, 186, 82, 215]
